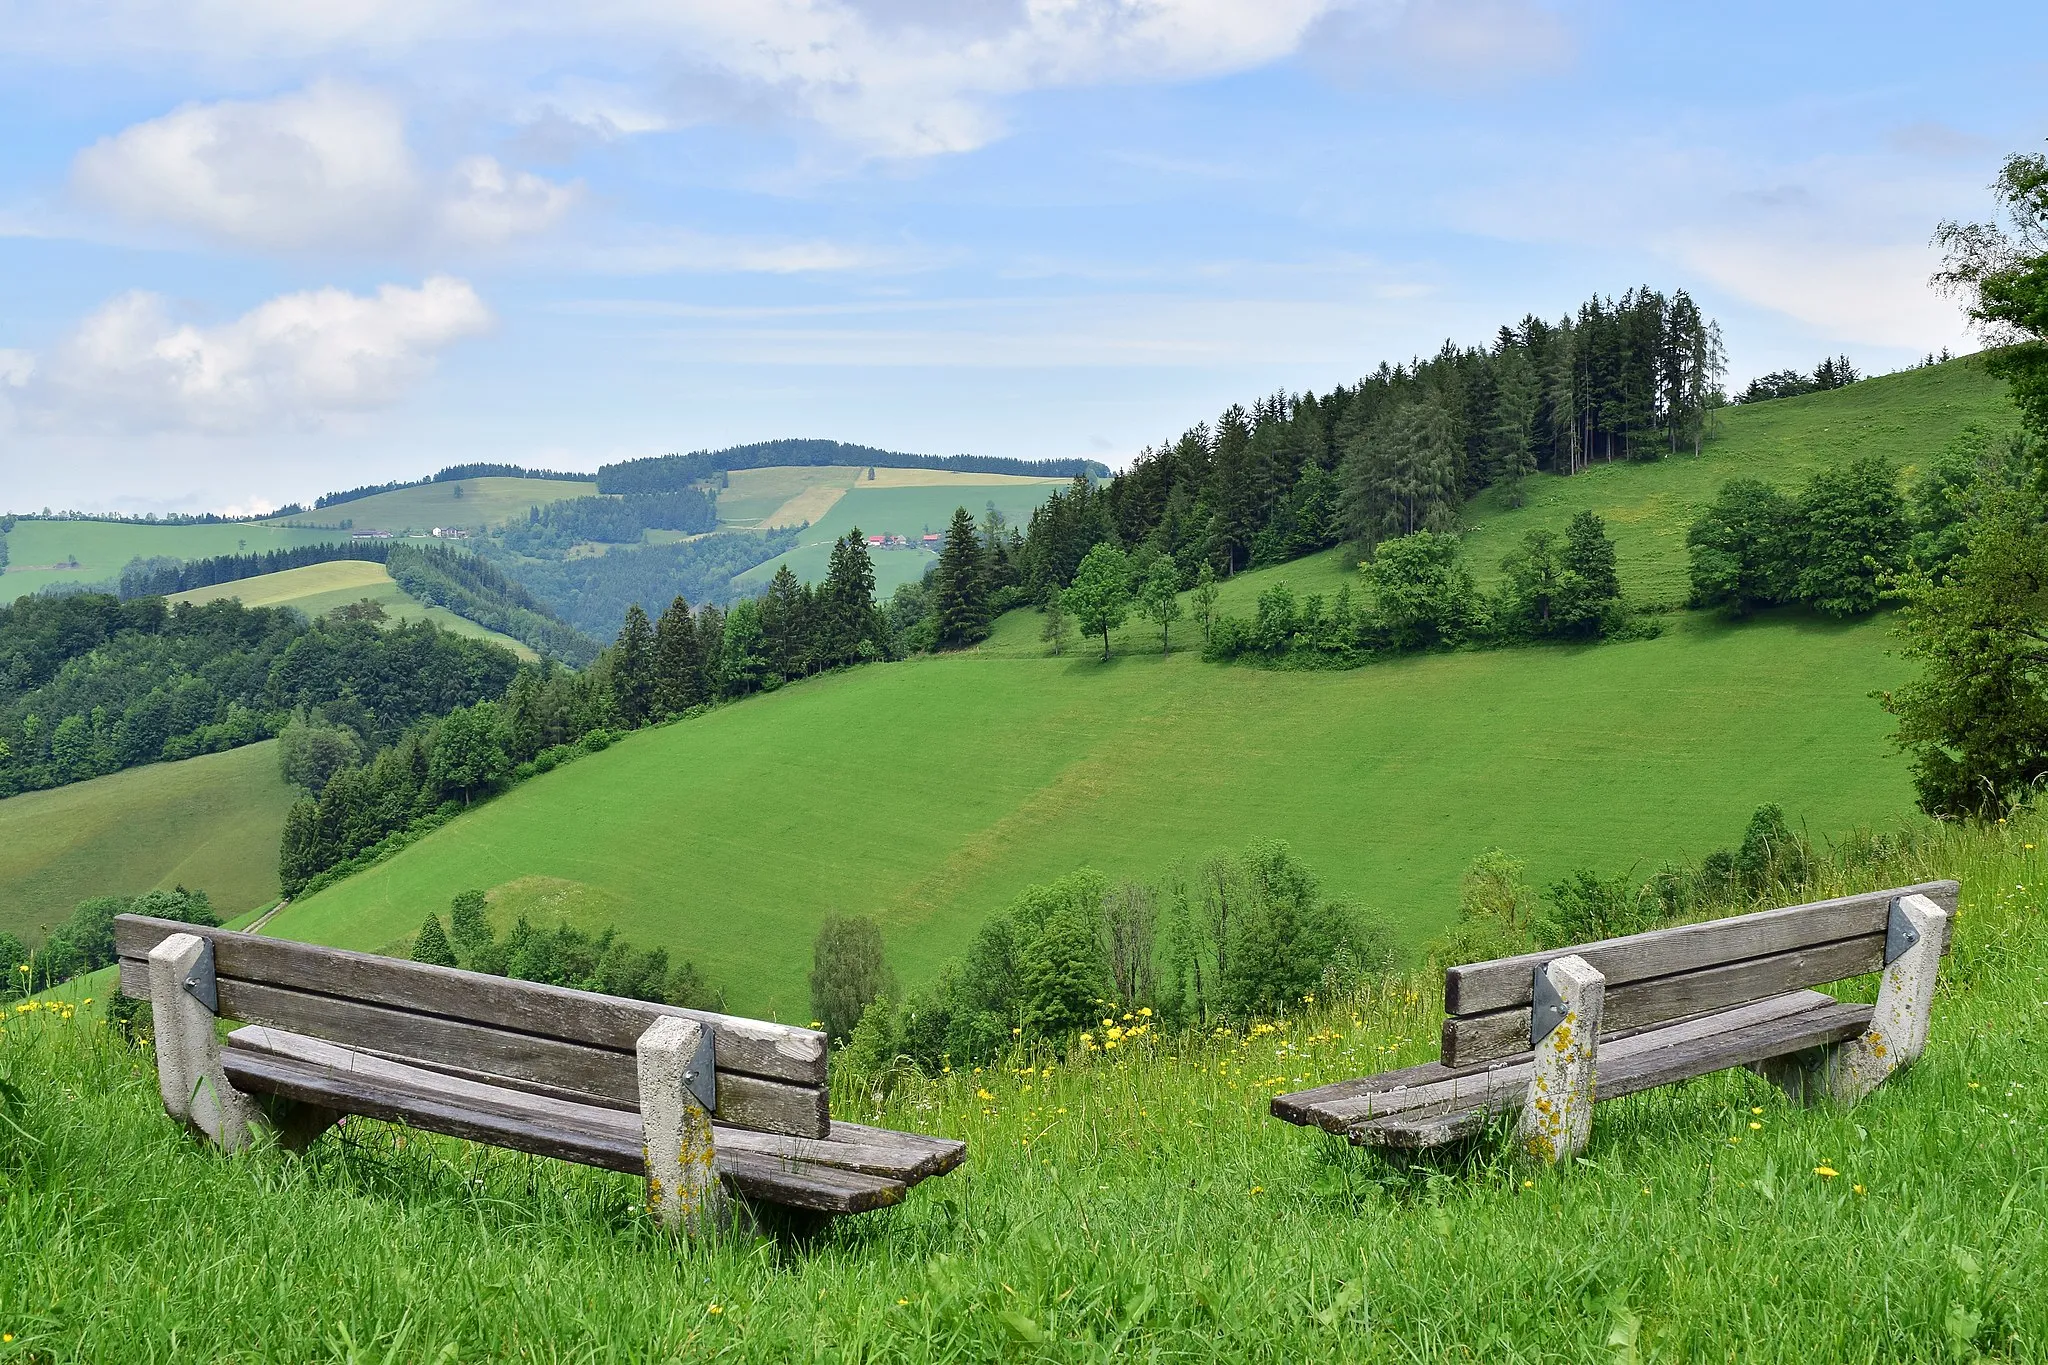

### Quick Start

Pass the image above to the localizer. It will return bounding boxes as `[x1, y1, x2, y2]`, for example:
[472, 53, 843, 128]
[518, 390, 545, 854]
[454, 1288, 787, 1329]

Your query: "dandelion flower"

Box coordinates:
[1521, 1180, 1534, 1189]
[708, 1304, 723, 1316]
[1852, 1184, 1866, 1195]
[1750, 1106, 1764, 1115]
[1814, 1165, 1838, 1178]
[1748, 1121, 1762, 1130]
[976, 1088, 995, 1101]
[1249, 1186, 1264, 1196]
[897, 1299, 909, 1306]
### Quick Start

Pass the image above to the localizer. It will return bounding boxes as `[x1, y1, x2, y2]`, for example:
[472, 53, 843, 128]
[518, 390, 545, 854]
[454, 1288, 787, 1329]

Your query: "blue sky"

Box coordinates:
[0, 0, 2042, 514]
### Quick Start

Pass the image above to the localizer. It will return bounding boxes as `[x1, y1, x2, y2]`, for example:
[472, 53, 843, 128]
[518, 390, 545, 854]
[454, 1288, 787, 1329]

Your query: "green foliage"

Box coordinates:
[449, 889, 491, 958]
[1137, 556, 1184, 653]
[810, 915, 896, 1043]
[932, 507, 991, 650]
[1062, 542, 1132, 660]
[1429, 848, 1539, 966]
[1886, 493, 2048, 815]
[1191, 563, 1220, 643]
[411, 913, 459, 967]
[1936, 146, 2048, 437]
[1795, 456, 1909, 617]
[22, 885, 217, 990]
[1361, 531, 1479, 650]
[1686, 479, 1799, 615]
[275, 712, 361, 795]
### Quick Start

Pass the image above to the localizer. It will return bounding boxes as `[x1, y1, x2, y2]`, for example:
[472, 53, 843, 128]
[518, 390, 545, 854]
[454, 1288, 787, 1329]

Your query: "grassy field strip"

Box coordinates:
[0, 739, 295, 939]
[167, 560, 539, 660]
[0, 521, 342, 598]
[275, 609, 1913, 1020]
[263, 477, 598, 535]
[761, 480, 856, 530]
[5, 814, 2042, 1358]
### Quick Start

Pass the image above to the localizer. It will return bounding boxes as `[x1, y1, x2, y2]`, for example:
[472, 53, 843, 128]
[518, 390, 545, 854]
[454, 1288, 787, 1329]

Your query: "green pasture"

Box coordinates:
[734, 479, 1066, 596]
[264, 477, 598, 535]
[275, 607, 1913, 1020]
[0, 739, 295, 942]
[0, 520, 342, 598]
[7, 809, 2044, 1360]
[169, 560, 538, 660]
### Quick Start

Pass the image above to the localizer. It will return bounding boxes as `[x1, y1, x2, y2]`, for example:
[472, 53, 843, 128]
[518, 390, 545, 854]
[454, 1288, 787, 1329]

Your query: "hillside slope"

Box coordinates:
[0, 739, 294, 939]
[274, 610, 1912, 1018]
[169, 560, 539, 660]
[265, 476, 598, 534]
[0, 521, 341, 598]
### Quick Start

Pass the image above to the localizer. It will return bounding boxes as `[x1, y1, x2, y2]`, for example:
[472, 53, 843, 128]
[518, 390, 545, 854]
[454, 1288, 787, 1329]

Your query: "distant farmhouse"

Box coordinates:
[864, 533, 915, 550]
[349, 529, 393, 540]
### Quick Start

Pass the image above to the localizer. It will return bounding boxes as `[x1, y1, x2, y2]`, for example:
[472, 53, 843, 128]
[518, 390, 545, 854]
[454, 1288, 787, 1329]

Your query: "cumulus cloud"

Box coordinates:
[10, 1, 1552, 160]
[71, 82, 578, 250]
[16, 276, 492, 433]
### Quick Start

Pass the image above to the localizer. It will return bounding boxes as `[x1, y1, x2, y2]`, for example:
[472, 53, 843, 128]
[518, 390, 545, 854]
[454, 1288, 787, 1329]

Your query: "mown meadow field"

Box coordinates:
[0, 520, 343, 598]
[273, 605, 1915, 1020]
[5, 808, 2042, 1361]
[0, 739, 294, 942]
[169, 560, 540, 660]
[263, 476, 600, 534]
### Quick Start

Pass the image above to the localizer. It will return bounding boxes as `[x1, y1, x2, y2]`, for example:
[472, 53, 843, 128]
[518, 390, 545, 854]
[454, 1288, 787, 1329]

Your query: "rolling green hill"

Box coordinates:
[732, 472, 1068, 596]
[273, 608, 1913, 1020]
[0, 739, 295, 941]
[0, 521, 342, 598]
[266, 477, 598, 535]
[169, 560, 539, 660]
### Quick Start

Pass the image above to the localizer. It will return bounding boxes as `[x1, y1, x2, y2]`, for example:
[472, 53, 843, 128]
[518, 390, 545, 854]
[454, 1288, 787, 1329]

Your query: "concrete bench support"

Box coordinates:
[1829, 892, 1948, 1103]
[147, 932, 259, 1151]
[638, 1017, 729, 1236]
[1517, 954, 1603, 1164]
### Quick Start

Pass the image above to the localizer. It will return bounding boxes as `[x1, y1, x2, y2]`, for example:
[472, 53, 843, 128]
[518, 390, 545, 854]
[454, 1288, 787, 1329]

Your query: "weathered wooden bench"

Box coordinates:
[115, 914, 964, 1233]
[1273, 882, 1955, 1162]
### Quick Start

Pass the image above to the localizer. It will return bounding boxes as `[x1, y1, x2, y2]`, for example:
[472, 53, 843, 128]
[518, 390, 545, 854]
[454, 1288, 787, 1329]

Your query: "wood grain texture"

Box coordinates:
[1351, 998, 1874, 1149]
[180, 975, 830, 1138]
[219, 1046, 904, 1213]
[1442, 932, 1886, 1065]
[227, 1027, 963, 1183]
[1441, 881, 1957, 1018]
[1274, 990, 1851, 1136]
[114, 914, 826, 1086]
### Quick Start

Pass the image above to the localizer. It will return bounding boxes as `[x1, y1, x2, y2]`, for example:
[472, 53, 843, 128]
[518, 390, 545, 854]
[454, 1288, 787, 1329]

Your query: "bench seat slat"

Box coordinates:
[1273, 990, 1856, 1134]
[218, 1039, 918, 1214]
[1442, 931, 1888, 1065]
[113, 914, 826, 1087]
[1350, 997, 1874, 1149]
[1441, 880, 1957, 1018]
[228, 1027, 964, 1182]
[128, 970, 830, 1139]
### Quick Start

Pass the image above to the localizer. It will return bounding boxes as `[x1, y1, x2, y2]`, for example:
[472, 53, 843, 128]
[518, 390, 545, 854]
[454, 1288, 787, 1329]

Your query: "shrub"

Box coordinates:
[809, 914, 896, 1043]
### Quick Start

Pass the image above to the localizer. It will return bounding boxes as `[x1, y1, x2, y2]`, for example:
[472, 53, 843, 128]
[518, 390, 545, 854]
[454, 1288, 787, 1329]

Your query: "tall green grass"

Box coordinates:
[5, 812, 2043, 1361]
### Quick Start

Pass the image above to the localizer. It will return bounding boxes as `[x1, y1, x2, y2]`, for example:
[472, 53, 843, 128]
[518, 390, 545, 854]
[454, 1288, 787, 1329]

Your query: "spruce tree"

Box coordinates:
[652, 594, 699, 716]
[932, 506, 991, 648]
[412, 913, 458, 967]
[449, 889, 492, 959]
[609, 604, 656, 726]
[821, 530, 880, 666]
[759, 565, 812, 679]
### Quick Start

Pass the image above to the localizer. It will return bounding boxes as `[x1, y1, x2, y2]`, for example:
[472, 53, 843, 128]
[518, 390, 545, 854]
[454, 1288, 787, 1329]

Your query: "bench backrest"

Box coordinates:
[114, 914, 830, 1139]
[1438, 880, 1959, 1066]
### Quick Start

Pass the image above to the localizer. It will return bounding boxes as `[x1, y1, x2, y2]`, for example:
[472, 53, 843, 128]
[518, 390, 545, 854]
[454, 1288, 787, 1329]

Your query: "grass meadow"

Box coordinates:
[0, 521, 343, 598]
[264, 478, 599, 535]
[274, 607, 1914, 1021]
[4, 810, 2042, 1361]
[0, 739, 295, 942]
[169, 560, 540, 660]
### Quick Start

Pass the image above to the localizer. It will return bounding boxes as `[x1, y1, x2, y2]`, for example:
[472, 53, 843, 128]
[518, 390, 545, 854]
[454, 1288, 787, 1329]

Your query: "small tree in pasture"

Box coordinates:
[1139, 556, 1184, 654]
[1062, 542, 1132, 660]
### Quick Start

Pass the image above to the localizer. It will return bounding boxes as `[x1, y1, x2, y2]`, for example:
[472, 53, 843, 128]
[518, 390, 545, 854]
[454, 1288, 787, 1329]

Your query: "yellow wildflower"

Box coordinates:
[976, 1088, 995, 1101]
[707, 1304, 723, 1316]
[1814, 1165, 1838, 1178]
[1748, 1121, 1762, 1130]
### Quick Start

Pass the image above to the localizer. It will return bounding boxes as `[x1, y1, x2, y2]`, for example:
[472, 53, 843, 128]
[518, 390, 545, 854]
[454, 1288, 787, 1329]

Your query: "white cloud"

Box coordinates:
[1304, 0, 1574, 90]
[17, 276, 492, 433]
[70, 82, 577, 250]
[11, 2, 1540, 160]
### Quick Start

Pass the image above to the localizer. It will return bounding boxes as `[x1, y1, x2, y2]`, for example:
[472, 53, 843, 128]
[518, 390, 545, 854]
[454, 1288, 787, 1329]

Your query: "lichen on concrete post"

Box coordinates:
[146, 931, 259, 1151]
[638, 1016, 728, 1237]
[1517, 954, 1604, 1164]
[1830, 892, 1949, 1105]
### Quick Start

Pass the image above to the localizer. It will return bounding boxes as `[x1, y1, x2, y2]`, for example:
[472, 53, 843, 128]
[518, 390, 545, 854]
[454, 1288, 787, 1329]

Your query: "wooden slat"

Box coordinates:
[1442, 881, 1957, 1018]
[218, 1048, 905, 1214]
[182, 976, 829, 1138]
[1352, 997, 1874, 1149]
[1442, 931, 1886, 1065]
[1275, 990, 1849, 1135]
[227, 1028, 963, 1183]
[113, 915, 825, 1087]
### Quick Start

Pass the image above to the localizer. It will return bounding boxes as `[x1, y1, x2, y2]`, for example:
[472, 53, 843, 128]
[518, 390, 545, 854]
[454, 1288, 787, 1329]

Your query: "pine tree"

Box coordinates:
[933, 506, 991, 648]
[820, 530, 881, 666]
[412, 913, 458, 967]
[759, 565, 811, 679]
[610, 604, 656, 726]
[652, 595, 700, 716]
[1488, 339, 1540, 505]
[1208, 404, 1259, 573]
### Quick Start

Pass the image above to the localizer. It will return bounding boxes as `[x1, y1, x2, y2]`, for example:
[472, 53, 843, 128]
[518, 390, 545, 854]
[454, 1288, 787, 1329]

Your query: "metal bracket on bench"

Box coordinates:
[180, 937, 219, 1013]
[1884, 896, 1922, 966]
[681, 1025, 717, 1113]
[1530, 961, 1567, 1047]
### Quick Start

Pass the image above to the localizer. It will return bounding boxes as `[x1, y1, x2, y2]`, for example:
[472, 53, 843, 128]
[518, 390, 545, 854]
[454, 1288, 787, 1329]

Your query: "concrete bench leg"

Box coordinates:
[1829, 892, 1948, 1104]
[638, 1017, 729, 1237]
[147, 932, 260, 1151]
[1518, 954, 1604, 1165]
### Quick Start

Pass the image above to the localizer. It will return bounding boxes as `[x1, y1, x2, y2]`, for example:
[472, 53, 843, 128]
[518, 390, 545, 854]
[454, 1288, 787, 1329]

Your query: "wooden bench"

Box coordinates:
[114, 914, 964, 1233]
[1273, 882, 1955, 1162]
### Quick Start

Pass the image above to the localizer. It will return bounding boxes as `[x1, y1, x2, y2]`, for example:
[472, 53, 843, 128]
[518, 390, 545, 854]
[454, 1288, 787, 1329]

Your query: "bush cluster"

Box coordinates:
[410, 888, 720, 1008]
